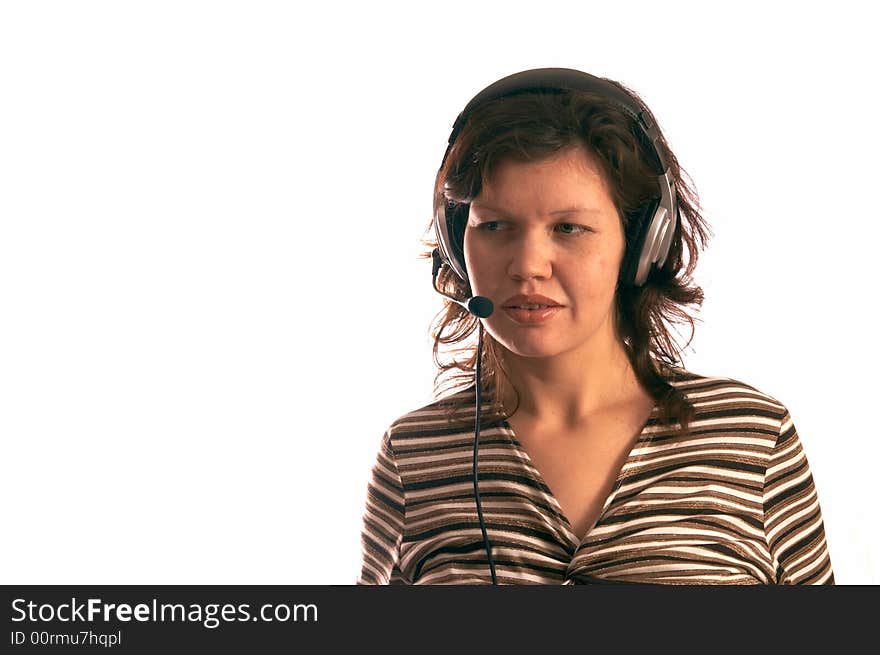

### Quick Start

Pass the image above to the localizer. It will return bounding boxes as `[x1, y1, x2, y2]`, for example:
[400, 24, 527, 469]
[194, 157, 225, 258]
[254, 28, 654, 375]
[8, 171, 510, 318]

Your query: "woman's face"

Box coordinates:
[463, 146, 626, 361]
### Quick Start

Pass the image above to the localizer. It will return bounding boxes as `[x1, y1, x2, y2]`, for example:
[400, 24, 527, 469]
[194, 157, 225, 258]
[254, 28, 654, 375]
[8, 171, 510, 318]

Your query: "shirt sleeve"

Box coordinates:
[763, 410, 834, 584]
[357, 431, 406, 584]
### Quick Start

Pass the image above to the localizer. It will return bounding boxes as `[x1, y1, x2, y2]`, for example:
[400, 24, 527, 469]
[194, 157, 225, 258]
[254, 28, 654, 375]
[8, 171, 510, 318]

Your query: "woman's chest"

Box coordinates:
[508, 410, 650, 540]
[394, 420, 775, 584]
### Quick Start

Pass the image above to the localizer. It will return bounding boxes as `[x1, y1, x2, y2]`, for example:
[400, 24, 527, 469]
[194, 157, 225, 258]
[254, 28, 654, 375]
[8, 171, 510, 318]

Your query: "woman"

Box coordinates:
[358, 68, 833, 585]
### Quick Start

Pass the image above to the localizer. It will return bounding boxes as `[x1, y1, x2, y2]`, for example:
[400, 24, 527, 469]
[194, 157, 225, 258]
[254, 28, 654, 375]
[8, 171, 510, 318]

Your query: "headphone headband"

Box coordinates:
[441, 68, 668, 174]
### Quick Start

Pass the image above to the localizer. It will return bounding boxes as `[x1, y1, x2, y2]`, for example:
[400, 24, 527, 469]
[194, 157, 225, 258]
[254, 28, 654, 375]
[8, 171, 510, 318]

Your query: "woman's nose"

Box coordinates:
[506, 231, 553, 281]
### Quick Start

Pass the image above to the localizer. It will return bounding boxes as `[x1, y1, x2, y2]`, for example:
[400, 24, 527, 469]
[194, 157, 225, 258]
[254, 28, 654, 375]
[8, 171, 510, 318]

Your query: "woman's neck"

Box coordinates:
[498, 337, 649, 429]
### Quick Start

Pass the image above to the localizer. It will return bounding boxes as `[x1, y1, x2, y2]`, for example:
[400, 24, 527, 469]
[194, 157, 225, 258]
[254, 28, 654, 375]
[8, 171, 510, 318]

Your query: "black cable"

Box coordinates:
[473, 322, 498, 585]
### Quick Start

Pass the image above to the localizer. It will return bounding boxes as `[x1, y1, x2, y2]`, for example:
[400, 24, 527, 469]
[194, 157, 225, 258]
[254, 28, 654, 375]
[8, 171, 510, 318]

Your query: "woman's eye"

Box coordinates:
[557, 223, 590, 235]
[475, 221, 591, 235]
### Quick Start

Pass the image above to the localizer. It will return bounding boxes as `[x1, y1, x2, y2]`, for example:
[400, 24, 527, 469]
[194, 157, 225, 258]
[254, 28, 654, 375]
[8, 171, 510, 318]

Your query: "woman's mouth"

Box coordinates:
[502, 305, 563, 324]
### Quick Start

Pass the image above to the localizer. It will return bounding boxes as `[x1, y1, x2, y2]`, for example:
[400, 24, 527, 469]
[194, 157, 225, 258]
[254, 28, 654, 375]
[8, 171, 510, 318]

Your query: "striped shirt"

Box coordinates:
[358, 368, 834, 585]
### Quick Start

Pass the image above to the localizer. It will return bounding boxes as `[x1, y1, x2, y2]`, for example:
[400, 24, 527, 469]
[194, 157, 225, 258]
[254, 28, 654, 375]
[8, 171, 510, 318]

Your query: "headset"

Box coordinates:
[429, 68, 680, 584]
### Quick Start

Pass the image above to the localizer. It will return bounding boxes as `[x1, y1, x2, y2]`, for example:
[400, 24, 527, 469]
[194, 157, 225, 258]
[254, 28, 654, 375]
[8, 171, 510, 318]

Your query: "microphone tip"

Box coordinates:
[468, 296, 494, 318]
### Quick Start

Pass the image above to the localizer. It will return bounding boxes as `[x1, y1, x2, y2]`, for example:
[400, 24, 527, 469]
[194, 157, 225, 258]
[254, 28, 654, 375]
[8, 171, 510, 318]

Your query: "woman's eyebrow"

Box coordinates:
[471, 203, 602, 216]
[549, 206, 602, 216]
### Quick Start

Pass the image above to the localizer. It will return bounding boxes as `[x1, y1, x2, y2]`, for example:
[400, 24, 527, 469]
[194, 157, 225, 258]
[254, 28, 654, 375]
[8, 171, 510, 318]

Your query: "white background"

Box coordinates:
[1, 1, 876, 585]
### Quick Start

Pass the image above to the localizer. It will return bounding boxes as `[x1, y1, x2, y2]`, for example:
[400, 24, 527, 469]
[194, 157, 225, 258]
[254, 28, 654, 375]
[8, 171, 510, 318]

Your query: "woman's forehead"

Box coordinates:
[473, 148, 614, 218]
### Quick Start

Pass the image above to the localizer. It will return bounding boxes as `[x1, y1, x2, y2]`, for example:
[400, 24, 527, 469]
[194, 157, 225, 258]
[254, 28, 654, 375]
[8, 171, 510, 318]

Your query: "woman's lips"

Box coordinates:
[502, 306, 563, 324]
[502, 294, 561, 307]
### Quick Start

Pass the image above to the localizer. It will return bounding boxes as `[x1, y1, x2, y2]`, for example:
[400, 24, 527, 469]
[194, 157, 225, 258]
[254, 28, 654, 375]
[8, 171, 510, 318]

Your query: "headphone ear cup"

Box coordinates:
[620, 198, 659, 287]
[434, 201, 470, 283]
[445, 203, 470, 282]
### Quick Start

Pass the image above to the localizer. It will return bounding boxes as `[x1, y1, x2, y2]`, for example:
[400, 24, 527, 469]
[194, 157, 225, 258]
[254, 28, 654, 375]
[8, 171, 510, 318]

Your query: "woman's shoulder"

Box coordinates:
[659, 362, 791, 420]
[383, 385, 482, 442]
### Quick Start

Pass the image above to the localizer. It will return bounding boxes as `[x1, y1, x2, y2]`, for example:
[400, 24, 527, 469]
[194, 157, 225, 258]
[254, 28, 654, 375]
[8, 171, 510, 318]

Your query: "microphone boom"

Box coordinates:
[432, 248, 494, 318]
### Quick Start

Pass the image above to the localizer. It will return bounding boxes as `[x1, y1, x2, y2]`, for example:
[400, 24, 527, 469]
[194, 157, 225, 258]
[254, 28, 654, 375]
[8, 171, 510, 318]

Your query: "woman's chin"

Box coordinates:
[495, 340, 567, 360]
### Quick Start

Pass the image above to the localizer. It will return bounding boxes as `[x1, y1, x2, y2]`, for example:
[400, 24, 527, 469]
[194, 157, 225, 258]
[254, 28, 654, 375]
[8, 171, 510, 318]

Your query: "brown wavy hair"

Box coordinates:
[417, 79, 711, 435]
